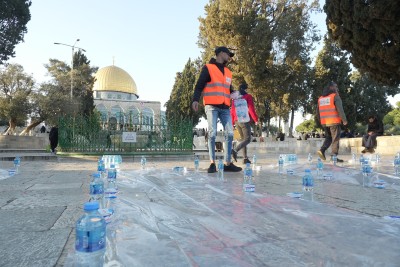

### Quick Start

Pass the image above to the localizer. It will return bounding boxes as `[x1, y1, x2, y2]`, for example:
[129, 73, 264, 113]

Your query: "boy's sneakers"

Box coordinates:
[224, 163, 242, 172]
[231, 149, 238, 162]
[207, 163, 217, 173]
[243, 158, 251, 164]
[317, 150, 326, 161]
[331, 155, 344, 163]
[336, 158, 344, 163]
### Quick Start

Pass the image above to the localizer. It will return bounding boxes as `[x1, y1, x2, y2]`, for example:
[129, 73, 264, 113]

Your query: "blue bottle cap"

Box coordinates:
[110, 164, 115, 168]
[305, 169, 311, 172]
[246, 163, 251, 167]
[92, 173, 101, 178]
[84, 202, 99, 211]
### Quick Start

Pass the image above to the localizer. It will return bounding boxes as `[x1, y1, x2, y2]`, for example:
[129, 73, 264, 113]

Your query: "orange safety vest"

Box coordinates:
[202, 64, 232, 106]
[318, 93, 341, 125]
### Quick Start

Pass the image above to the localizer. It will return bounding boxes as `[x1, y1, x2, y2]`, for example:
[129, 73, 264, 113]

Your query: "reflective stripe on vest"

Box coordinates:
[318, 93, 341, 125]
[203, 64, 232, 106]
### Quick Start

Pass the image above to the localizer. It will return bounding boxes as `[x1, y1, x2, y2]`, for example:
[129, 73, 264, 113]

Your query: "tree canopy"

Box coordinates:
[0, 63, 34, 134]
[325, 0, 400, 86]
[0, 0, 31, 64]
[198, 0, 319, 135]
[165, 58, 202, 126]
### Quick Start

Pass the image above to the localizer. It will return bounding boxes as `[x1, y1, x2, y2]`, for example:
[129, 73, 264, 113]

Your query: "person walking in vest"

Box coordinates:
[317, 81, 348, 162]
[192, 46, 242, 173]
[230, 83, 258, 164]
[361, 115, 384, 153]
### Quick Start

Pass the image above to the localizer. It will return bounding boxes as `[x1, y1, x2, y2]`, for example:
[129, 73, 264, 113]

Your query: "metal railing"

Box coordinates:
[58, 114, 193, 153]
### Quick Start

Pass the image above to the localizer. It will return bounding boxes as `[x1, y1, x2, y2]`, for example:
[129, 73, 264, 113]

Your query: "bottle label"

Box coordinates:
[90, 184, 104, 194]
[243, 184, 255, 192]
[107, 171, 116, 179]
[75, 227, 106, 252]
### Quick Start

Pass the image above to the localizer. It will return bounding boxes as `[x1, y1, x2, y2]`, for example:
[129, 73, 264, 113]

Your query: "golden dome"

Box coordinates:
[93, 65, 138, 95]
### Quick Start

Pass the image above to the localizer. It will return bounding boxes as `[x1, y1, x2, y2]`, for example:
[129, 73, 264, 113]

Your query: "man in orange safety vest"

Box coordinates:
[317, 81, 348, 162]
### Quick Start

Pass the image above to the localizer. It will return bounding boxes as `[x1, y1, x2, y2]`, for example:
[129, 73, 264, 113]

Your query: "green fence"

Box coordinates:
[58, 115, 193, 153]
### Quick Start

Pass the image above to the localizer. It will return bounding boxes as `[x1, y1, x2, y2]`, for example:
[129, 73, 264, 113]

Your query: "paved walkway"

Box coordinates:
[0, 154, 399, 266]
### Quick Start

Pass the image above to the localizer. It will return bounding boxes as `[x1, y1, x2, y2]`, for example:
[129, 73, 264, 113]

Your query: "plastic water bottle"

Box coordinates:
[105, 164, 117, 198]
[359, 154, 365, 169]
[194, 155, 199, 172]
[75, 202, 106, 265]
[217, 159, 224, 180]
[97, 158, 106, 179]
[140, 156, 146, 170]
[13, 157, 20, 173]
[316, 158, 324, 176]
[243, 163, 255, 192]
[252, 154, 257, 170]
[394, 156, 400, 176]
[90, 173, 104, 208]
[307, 153, 312, 164]
[278, 156, 284, 176]
[332, 154, 337, 166]
[352, 153, 357, 168]
[362, 162, 373, 187]
[303, 169, 314, 200]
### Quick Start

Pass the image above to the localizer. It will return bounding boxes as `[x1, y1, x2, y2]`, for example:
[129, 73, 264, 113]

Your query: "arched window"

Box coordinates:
[141, 107, 154, 130]
[96, 104, 108, 123]
[128, 107, 140, 125]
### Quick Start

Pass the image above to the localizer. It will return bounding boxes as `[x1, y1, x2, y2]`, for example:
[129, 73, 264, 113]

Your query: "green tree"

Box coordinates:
[198, 0, 319, 134]
[0, 0, 31, 64]
[72, 50, 97, 116]
[384, 102, 400, 127]
[165, 58, 202, 126]
[325, 1, 400, 86]
[295, 118, 320, 133]
[24, 52, 98, 130]
[349, 71, 398, 125]
[311, 36, 352, 126]
[0, 63, 34, 134]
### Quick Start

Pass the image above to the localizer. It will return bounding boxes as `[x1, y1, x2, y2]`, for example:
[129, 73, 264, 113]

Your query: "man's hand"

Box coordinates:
[343, 120, 348, 126]
[192, 101, 199, 112]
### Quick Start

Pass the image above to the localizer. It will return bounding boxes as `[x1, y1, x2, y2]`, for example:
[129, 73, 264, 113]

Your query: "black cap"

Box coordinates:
[328, 81, 337, 87]
[215, 46, 234, 57]
[239, 83, 248, 91]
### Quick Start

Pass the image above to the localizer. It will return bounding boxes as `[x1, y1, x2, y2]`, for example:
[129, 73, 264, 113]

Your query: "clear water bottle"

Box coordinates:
[362, 162, 373, 187]
[332, 154, 337, 166]
[352, 152, 357, 168]
[90, 173, 104, 208]
[252, 154, 257, 169]
[278, 156, 284, 175]
[13, 156, 20, 173]
[217, 159, 224, 180]
[376, 153, 381, 164]
[194, 155, 199, 172]
[75, 202, 106, 265]
[302, 169, 314, 192]
[316, 158, 324, 176]
[140, 156, 146, 170]
[394, 155, 400, 176]
[97, 158, 106, 179]
[243, 163, 255, 192]
[359, 154, 365, 169]
[307, 153, 312, 164]
[105, 164, 117, 198]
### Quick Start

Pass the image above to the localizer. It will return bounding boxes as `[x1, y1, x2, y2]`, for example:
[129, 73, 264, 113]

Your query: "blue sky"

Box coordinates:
[10, 0, 398, 111]
[11, 0, 209, 107]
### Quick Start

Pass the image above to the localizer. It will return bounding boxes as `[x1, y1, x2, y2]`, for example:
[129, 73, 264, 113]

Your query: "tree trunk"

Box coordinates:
[289, 108, 295, 138]
[19, 120, 43, 136]
[4, 119, 16, 135]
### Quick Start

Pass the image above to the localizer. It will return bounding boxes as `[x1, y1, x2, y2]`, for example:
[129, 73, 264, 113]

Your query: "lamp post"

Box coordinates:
[54, 39, 86, 99]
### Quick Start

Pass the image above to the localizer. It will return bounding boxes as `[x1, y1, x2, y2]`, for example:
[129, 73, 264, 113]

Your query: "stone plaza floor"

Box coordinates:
[0, 153, 399, 266]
